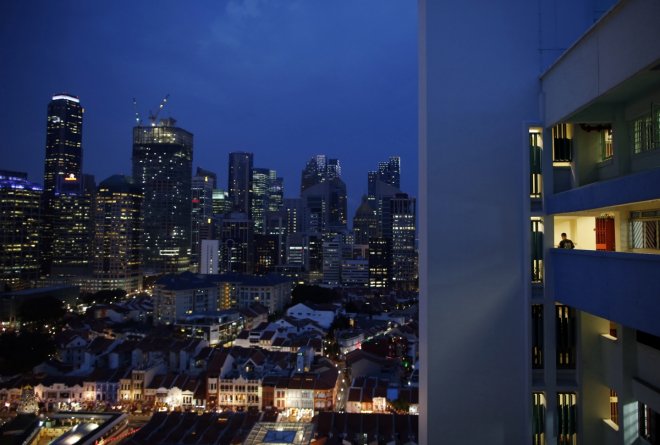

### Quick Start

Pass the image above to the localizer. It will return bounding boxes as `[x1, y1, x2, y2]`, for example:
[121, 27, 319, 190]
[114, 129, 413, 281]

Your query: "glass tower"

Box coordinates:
[132, 118, 193, 274]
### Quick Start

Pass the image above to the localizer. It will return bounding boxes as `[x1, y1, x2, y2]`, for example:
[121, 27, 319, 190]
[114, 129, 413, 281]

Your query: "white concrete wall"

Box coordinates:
[543, 0, 660, 126]
[419, 1, 608, 443]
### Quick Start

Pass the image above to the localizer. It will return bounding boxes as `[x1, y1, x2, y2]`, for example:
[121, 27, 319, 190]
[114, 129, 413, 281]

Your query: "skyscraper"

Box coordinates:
[0, 171, 41, 291]
[352, 195, 378, 245]
[191, 168, 216, 270]
[300, 155, 327, 193]
[220, 212, 254, 274]
[251, 167, 271, 234]
[41, 94, 93, 276]
[132, 118, 193, 274]
[367, 156, 400, 201]
[49, 176, 95, 276]
[228, 152, 253, 215]
[43, 94, 83, 195]
[385, 193, 416, 291]
[92, 175, 143, 293]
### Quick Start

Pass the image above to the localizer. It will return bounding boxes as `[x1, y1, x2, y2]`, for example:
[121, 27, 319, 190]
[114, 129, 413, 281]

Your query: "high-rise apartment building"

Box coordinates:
[419, 0, 657, 444]
[228, 152, 253, 215]
[92, 175, 142, 293]
[0, 171, 41, 291]
[132, 118, 193, 274]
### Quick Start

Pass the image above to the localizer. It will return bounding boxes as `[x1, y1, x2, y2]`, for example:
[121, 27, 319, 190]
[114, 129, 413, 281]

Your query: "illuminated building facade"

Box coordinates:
[368, 237, 391, 289]
[92, 175, 143, 293]
[0, 171, 42, 290]
[385, 193, 416, 291]
[41, 94, 88, 275]
[251, 167, 271, 235]
[49, 179, 95, 276]
[132, 118, 193, 274]
[419, 0, 657, 444]
[43, 94, 83, 196]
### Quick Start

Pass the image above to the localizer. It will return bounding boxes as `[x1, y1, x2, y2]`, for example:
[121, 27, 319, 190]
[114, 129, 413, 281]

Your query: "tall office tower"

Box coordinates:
[92, 175, 143, 293]
[418, 1, 631, 443]
[41, 94, 85, 274]
[43, 94, 83, 195]
[49, 174, 95, 277]
[322, 235, 342, 287]
[384, 193, 416, 291]
[212, 188, 231, 216]
[0, 171, 42, 291]
[251, 168, 271, 234]
[352, 195, 378, 245]
[368, 156, 401, 200]
[268, 174, 284, 212]
[220, 212, 254, 274]
[132, 118, 193, 274]
[284, 198, 304, 234]
[191, 169, 216, 269]
[301, 178, 347, 235]
[228, 152, 253, 215]
[326, 159, 341, 180]
[300, 155, 327, 193]
[254, 234, 279, 275]
[368, 237, 391, 289]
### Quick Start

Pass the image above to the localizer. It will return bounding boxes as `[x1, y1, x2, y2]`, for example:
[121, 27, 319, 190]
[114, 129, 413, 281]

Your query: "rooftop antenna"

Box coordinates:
[148, 94, 170, 126]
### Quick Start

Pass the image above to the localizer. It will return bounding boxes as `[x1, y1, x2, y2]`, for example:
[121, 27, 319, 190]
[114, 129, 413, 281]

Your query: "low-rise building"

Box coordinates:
[175, 310, 244, 346]
[285, 302, 337, 329]
[154, 272, 292, 324]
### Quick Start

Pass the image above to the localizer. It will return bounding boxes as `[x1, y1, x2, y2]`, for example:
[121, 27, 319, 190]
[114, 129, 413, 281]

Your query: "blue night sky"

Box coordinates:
[0, 1, 418, 217]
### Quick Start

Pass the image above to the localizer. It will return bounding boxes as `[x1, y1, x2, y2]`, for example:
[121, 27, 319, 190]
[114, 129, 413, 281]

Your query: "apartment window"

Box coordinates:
[633, 111, 657, 154]
[530, 128, 543, 199]
[532, 392, 546, 445]
[609, 389, 618, 426]
[553, 124, 573, 162]
[639, 402, 660, 444]
[630, 210, 660, 250]
[531, 218, 544, 283]
[557, 392, 577, 445]
[601, 128, 613, 160]
[556, 305, 576, 369]
[532, 305, 544, 369]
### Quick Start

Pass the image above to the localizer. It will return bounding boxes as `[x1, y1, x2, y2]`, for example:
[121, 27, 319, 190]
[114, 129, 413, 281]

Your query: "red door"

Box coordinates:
[596, 216, 615, 251]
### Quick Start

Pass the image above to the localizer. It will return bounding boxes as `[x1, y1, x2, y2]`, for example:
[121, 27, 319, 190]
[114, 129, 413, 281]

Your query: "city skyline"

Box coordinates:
[0, 1, 418, 216]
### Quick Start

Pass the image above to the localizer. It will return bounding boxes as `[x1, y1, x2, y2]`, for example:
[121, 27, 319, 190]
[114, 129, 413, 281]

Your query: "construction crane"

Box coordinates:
[148, 94, 170, 126]
[132, 98, 142, 126]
